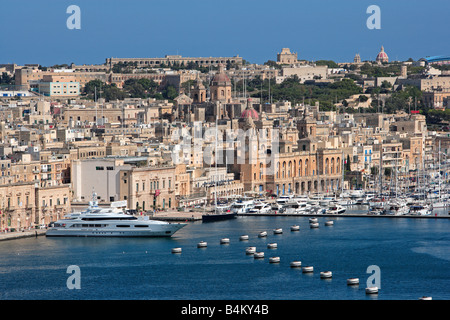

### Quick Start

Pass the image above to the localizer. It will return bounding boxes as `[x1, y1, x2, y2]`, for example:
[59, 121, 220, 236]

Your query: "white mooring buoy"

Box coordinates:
[320, 271, 332, 279]
[273, 228, 283, 234]
[254, 252, 265, 259]
[267, 243, 277, 249]
[365, 286, 379, 294]
[197, 241, 207, 248]
[239, 235, 249, 241]
[347, 278, 359, 285]
[269, 257, 280, 263]
[302, 266, 314, 273]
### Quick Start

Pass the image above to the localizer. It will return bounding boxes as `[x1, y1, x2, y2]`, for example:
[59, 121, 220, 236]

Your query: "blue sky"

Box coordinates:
[1, 0, 449, 66]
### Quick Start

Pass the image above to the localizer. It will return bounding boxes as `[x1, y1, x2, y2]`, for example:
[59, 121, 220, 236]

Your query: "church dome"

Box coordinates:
[240, 98, 259, 120]
[211, 73, 231, 86]
[376, 46, 389, 63]
[211, 65, 231, 86]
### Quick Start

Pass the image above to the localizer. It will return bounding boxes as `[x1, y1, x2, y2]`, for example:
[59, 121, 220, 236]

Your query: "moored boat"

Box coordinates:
[46, 196, 186, 238]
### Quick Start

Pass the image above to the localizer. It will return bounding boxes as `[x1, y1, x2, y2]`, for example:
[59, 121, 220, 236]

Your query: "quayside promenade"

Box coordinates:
[0, 229, 46, 242]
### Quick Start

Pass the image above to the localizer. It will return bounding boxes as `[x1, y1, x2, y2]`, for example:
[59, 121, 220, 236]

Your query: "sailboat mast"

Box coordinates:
[215, 108, 218, 213]
[439, 140, 441, 204]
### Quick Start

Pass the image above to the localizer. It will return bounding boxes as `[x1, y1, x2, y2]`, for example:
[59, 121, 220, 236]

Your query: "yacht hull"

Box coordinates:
[46, 223, 186, 237]
[202, 212, 237, 222]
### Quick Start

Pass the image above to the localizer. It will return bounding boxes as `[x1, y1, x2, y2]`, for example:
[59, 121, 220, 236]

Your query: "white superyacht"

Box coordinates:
[46, 195, 186, 237]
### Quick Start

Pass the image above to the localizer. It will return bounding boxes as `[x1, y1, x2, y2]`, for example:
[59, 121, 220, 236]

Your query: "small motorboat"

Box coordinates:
[326, 205, 346, 214]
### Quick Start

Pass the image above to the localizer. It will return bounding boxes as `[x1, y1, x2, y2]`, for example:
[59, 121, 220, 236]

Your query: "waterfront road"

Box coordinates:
[0, 229, 46, 242]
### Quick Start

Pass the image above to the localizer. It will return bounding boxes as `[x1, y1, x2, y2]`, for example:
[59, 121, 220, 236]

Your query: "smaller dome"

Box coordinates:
[376, 46, 389, 63]
[241, 99, 259, 120]
[241, 108, 259, 120]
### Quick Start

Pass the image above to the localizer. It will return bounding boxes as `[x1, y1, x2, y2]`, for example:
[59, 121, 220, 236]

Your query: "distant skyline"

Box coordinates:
[1, 0, 449, 66]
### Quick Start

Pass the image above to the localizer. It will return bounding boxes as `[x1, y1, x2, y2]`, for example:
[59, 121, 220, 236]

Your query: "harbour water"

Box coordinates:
[0, 206, 449, 300]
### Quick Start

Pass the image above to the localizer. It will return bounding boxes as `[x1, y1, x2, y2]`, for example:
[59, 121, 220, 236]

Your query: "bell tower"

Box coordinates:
[210, 64, 232, 103]
[191, 77, 206, 104]
[297, 113, 316, 139]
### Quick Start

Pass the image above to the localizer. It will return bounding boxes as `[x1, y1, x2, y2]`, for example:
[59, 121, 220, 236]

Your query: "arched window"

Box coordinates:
[299, 160, 303, 177]
[259, 162, 263, 179]
[288, 161, 292, 177]
[276, 162, 280, 179]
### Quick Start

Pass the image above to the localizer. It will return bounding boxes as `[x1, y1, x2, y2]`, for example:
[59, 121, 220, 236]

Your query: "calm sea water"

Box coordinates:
[0, 207, 449, 300]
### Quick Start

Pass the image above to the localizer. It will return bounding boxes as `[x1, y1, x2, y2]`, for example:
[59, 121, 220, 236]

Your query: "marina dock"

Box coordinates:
[149, 209, 450, 222]
[239, 212, 450, 219]
[150, 210, 203, 222]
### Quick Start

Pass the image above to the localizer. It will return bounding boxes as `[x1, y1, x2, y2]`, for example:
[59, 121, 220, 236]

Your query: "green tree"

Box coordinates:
[0, 72, 14, 85]
[84, 79, 104, 95]
[162, 85, 178, 100]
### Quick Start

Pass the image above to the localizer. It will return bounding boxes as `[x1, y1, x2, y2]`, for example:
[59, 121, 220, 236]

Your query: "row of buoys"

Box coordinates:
[174, 217, 335, 254]
[172, 221, 431, 299]
[170, 231, 393, 298]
